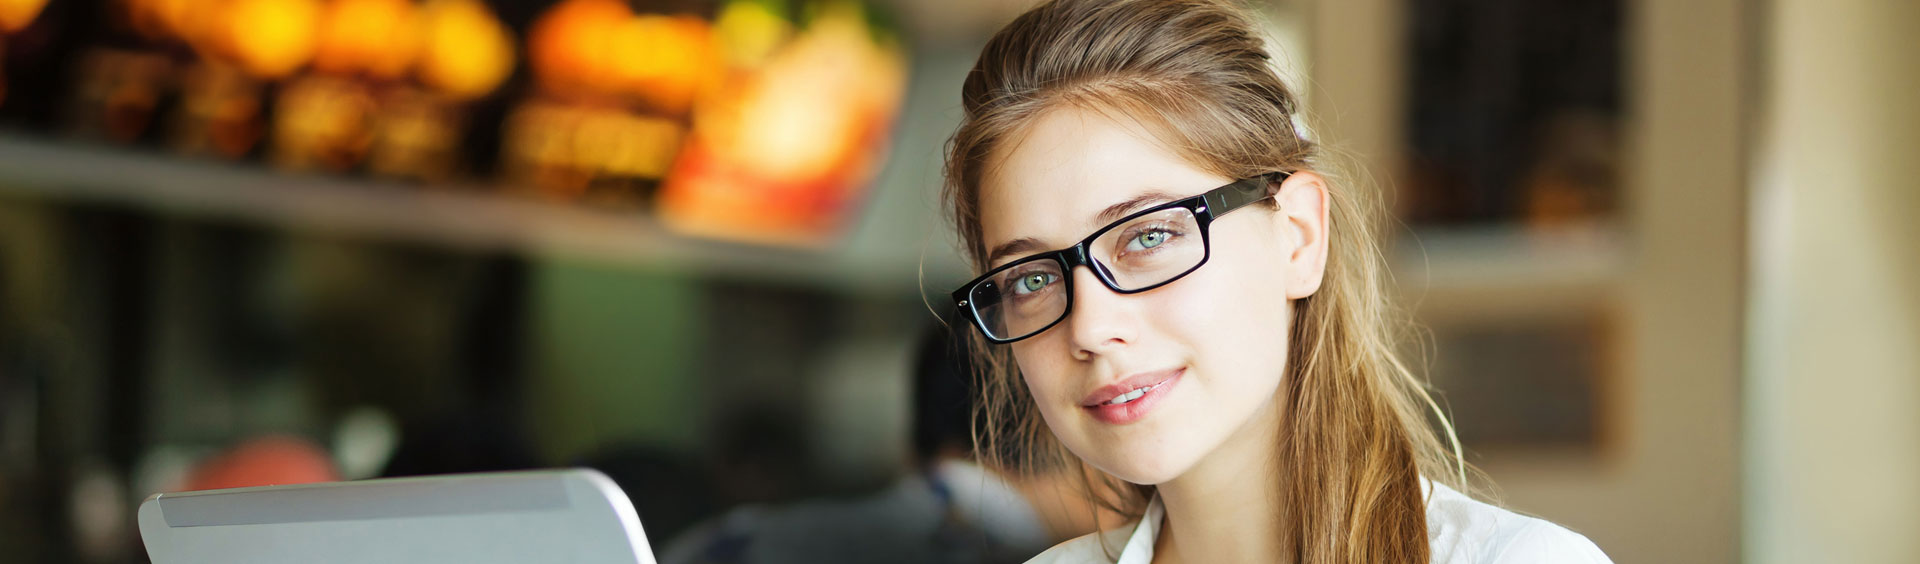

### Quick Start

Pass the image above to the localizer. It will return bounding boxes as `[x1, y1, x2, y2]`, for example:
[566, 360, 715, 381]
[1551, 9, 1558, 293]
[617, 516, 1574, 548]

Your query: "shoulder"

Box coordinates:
[1424, 480, 1614, 564]
[1479, 521, 1613, 564]
[1021, 525, 1134, 564]
[1021, 482, 1613, 564]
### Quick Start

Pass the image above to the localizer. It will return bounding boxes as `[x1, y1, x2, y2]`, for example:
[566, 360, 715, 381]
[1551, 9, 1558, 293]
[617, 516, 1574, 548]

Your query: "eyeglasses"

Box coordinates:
[951, 172, 1288, 344]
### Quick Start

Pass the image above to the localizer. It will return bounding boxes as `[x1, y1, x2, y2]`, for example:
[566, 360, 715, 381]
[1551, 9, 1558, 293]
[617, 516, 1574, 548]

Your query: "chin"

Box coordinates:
[1074, 436, 1198, 486]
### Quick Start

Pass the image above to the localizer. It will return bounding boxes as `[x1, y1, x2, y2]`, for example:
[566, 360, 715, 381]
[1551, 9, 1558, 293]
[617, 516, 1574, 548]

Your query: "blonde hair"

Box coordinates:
[942, 0, 1469, 561]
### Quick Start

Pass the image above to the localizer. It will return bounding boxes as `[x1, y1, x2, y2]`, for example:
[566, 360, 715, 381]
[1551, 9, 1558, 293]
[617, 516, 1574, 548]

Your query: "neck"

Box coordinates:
[1151, 398, 1291, 564]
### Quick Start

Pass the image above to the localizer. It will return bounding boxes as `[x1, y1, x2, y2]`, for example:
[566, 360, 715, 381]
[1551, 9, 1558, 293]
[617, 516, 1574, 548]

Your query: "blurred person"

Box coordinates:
[940, 1, 1613, 562]
[379, 411, 540, 478]
[574, 443, 721, 549]
[658, 319, 1117, 564]
[705, 406, 812, 508]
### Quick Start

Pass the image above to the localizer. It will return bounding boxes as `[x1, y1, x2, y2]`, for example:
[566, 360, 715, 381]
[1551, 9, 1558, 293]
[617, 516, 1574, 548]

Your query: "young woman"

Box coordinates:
[941, 1, 1614, 562]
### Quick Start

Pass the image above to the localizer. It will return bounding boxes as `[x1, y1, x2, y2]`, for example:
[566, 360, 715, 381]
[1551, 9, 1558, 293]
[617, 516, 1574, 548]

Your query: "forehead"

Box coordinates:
[979, 107, 1230, 260]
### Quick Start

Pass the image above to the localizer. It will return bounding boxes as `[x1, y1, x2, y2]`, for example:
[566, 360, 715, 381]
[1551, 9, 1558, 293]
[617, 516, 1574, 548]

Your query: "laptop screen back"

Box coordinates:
[138, 469, 657, 564]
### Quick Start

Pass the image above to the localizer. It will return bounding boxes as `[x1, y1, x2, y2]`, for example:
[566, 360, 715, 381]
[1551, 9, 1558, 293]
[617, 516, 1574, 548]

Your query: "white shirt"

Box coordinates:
[1023, 478, 1613, 563]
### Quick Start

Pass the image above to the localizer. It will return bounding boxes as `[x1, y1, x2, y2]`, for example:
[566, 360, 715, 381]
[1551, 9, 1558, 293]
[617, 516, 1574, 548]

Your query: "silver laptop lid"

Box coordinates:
[138, 468, 657, 564]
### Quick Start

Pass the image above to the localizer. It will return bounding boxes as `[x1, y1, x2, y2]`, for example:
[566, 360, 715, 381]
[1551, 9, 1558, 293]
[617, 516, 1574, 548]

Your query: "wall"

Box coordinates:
[1304, 0, 1749, 562]
[1746, 0, 1920, 562]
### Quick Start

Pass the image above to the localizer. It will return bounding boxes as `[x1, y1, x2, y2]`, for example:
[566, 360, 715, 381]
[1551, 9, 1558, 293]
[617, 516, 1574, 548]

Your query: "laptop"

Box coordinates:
[138, 468, 659, 564]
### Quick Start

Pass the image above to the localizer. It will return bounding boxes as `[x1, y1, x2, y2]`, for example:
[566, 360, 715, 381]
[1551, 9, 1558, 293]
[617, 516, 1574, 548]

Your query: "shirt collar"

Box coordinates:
[1110, 493, 1165, 564]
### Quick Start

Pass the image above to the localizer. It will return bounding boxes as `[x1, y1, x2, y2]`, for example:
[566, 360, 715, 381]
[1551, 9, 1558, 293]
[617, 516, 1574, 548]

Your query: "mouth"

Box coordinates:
[1079, 367, 1184, 425]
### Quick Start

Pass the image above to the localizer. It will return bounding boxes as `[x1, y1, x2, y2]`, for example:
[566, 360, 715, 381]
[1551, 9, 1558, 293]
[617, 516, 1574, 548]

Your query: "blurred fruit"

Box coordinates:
[609, 14, 718, 114]
[222, 0, 323, 78]
[659, 1, 906, 246]
[698, 2, 902, 180]
[416, 0, 514, 99]
[315, 0, 420, 79]
[714, 0, 789, 68]
[0, 0, 48, 33]
[182, 436, 340, 491]
[274, 75, 377, 170]
[175, 61, 267, 158]
[369, 88, 461, 181]
[528, 0, 630, 96]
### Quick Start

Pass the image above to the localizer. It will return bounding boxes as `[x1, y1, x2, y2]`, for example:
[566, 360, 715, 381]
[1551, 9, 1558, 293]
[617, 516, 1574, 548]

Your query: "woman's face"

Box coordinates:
[977, 107, 1328, 486]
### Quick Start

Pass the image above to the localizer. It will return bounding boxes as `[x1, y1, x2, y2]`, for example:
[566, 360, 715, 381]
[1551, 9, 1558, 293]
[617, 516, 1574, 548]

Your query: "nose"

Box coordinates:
[1064, 266, 1136, 360]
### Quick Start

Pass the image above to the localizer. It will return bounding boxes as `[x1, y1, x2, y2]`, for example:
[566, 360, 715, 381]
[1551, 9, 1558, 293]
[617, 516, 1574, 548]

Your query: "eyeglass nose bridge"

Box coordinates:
[1058, 240, 1127, 294]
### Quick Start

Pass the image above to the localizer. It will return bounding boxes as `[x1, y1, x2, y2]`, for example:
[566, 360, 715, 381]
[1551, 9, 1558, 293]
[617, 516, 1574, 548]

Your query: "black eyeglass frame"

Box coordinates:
[951, 172, 1290, 344]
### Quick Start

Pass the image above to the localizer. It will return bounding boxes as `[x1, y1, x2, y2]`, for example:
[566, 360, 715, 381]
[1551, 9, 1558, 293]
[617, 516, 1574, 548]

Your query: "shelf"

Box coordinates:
[0, 133, 970, 297]
[1391, 222, 1626, 319]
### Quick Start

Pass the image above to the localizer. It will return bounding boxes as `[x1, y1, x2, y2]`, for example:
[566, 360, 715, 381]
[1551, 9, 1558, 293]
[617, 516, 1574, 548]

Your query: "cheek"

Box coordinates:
[1173, 248, 1288, 325]
[1010, 339, 1072, 406]
[1161, 231, 1295, 370]
[1008, 335, 1098, 441]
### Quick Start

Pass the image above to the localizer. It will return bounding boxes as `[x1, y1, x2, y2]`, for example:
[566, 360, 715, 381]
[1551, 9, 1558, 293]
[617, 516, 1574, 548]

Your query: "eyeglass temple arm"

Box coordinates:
[1202, 172, 1288, 217]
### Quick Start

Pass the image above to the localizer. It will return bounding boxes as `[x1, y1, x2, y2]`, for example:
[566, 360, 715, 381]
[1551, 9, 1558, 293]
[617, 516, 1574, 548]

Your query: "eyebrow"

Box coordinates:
[1094, 190, 1185, 226]
[984, 238, 1046, 267]
[983, 189, 1188, 267]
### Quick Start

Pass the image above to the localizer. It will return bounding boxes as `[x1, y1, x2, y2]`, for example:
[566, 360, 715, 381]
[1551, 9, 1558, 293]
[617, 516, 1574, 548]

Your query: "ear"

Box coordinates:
[1273, 171, 1330, 299]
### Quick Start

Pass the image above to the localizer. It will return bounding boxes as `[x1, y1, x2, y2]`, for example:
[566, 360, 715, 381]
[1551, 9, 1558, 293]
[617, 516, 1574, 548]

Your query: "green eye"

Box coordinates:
[1016, 272, 1056, 294]
[1130, 230, 1169, 250]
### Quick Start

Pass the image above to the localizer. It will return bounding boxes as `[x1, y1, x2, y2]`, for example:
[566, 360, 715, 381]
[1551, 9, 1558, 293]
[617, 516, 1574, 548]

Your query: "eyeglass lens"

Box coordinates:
[968, 207, 1205, 341]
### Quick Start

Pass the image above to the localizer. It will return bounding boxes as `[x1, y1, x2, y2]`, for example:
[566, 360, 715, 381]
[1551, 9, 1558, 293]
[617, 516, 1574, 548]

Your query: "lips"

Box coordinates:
[1080, 367, 1184, 406]
[1078, 367, 1184, 425]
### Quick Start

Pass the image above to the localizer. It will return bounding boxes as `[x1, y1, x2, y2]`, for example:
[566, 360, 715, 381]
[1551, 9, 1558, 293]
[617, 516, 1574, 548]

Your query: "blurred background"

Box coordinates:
[0, 0, 1912, 562]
